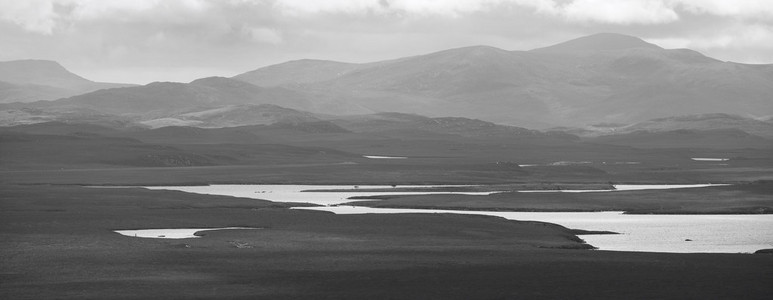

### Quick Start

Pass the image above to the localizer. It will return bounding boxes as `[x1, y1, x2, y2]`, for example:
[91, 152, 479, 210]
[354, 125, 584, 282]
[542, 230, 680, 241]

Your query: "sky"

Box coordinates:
[1, 0, 772, 84]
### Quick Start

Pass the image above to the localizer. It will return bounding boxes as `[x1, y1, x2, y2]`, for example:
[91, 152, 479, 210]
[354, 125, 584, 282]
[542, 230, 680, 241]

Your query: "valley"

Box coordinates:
[2, 33, 772, 299]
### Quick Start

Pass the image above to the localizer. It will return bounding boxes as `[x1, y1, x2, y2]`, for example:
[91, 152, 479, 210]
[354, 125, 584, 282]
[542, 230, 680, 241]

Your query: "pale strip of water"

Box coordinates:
[692, 158, 729, 161]
[364, 155, 408, 159]
[518, 184, 729, 193]
[294, 206, 773, 253]
[115, 227, 259, 239]
[145, 184, 500, 205]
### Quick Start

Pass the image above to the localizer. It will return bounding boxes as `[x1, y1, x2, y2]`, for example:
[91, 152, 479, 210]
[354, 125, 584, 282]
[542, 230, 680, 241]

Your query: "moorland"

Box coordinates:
[2, 33, 773, 299]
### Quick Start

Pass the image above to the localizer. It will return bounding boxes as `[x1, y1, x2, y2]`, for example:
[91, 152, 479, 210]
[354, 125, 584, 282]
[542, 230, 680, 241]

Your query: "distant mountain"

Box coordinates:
[235, 59, 360, 87]
[33, 77, 309, 115]
[234, 33, 773, 128]
[7, 76, 374, 128]
[5, 33, 773, 129]
[0, 60, 134, 103]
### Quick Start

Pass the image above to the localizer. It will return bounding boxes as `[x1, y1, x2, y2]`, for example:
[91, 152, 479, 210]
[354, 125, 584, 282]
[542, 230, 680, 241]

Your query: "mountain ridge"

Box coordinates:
[231, 33, 773, 128]
[0, 59, 135, 103]
[3, 33, 773, 129]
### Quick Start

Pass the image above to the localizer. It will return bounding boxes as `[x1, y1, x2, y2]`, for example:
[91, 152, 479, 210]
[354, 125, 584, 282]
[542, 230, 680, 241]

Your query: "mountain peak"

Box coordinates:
[532, 33, 661, 53]
[1, 59, 66, 69]
[0, 59, 90, 86]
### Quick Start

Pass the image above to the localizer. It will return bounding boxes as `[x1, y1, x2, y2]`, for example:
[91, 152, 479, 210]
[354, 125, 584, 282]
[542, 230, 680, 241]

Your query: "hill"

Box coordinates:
[33, 77, 309, 115]
[139, 103, 321, 128]
[234, 33, 773, 128]
[0, 60, 134, 103]
[617, 114, 773, 139]
[4, 33, 773, 130]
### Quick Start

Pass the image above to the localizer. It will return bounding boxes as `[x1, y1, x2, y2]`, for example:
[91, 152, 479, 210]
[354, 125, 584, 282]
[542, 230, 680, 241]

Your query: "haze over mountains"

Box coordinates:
[1, 33, 771, 138]
[0, 60, 134, 103]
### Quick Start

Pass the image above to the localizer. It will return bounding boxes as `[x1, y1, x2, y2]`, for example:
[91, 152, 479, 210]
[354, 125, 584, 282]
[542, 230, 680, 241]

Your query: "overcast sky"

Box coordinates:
[2, 0, 772, 84]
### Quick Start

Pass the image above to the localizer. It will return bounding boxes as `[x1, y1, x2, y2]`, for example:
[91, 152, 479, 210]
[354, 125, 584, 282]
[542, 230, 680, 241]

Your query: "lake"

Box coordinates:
[518, 184, 729, 193]
[115, 227, 260, 239]
[141, 184, 772, 253]
[145, 184, 498, 205]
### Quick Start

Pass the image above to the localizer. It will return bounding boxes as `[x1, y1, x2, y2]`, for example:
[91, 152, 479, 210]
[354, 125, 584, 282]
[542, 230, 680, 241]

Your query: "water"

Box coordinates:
[518, 184, 729, 193]
[363, 155, 408, 159]
[692, 158, 729, 161]
[145, 184, 499, 205]
[140, 184, 772, 253]
[115, 227, 260, 239]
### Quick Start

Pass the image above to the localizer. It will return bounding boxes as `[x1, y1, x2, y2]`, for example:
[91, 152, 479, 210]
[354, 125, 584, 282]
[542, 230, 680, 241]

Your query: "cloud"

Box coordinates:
[0, 0, 57, 34]
[273, 0, 557, 17]
[673, 0, 773, 19]
[245, 27, 283, 44]
[558, 0, 680, 24]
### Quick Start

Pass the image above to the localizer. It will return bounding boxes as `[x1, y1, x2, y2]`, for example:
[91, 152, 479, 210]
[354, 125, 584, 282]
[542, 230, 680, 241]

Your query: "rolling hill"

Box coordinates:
[0, 60, 134, 103]
[234, 33, 773, 128]
[615, 114, 773, 139]
[36, 77, 310, 115]
[2, 33, 772, 132]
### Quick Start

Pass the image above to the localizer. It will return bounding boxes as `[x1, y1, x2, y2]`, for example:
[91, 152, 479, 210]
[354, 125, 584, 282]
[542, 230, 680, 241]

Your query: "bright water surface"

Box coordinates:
[145, 184, 496, 205]
[518, 184, 730, 193]
[363, 155, 408, 159]
[141, 184, 772, 253]
[115, 227, 259, 239]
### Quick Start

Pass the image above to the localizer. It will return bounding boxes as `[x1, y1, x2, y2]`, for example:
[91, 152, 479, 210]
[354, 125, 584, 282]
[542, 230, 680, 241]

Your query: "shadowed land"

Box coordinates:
[2, 185, 772, 299]
[344, 181, 773, 214]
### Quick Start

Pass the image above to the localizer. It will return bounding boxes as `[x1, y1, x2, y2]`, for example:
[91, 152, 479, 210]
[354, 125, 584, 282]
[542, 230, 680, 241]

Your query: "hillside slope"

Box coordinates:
[234, 33, 773, 128]
[0, 60, 133, 103]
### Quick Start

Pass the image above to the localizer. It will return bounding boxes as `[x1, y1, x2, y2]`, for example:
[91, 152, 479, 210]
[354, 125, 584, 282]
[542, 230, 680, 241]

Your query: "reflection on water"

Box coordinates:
[692, 158, 729, 161]
[142, 184, 772, 253]
[145, 184, 499, 205]
[364, 155, 408, 159]
[115, 227, 259, 239]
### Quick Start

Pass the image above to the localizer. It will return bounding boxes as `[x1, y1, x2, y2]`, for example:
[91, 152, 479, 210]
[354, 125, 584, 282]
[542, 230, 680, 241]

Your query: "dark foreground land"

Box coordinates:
[2, 185, 772, 299]
[2, 124, 773, 299]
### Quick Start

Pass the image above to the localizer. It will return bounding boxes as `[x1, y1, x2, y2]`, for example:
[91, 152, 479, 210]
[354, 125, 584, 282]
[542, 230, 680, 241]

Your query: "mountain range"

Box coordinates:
[1, 33, 772, 134]
[234, 33, 773, 128]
